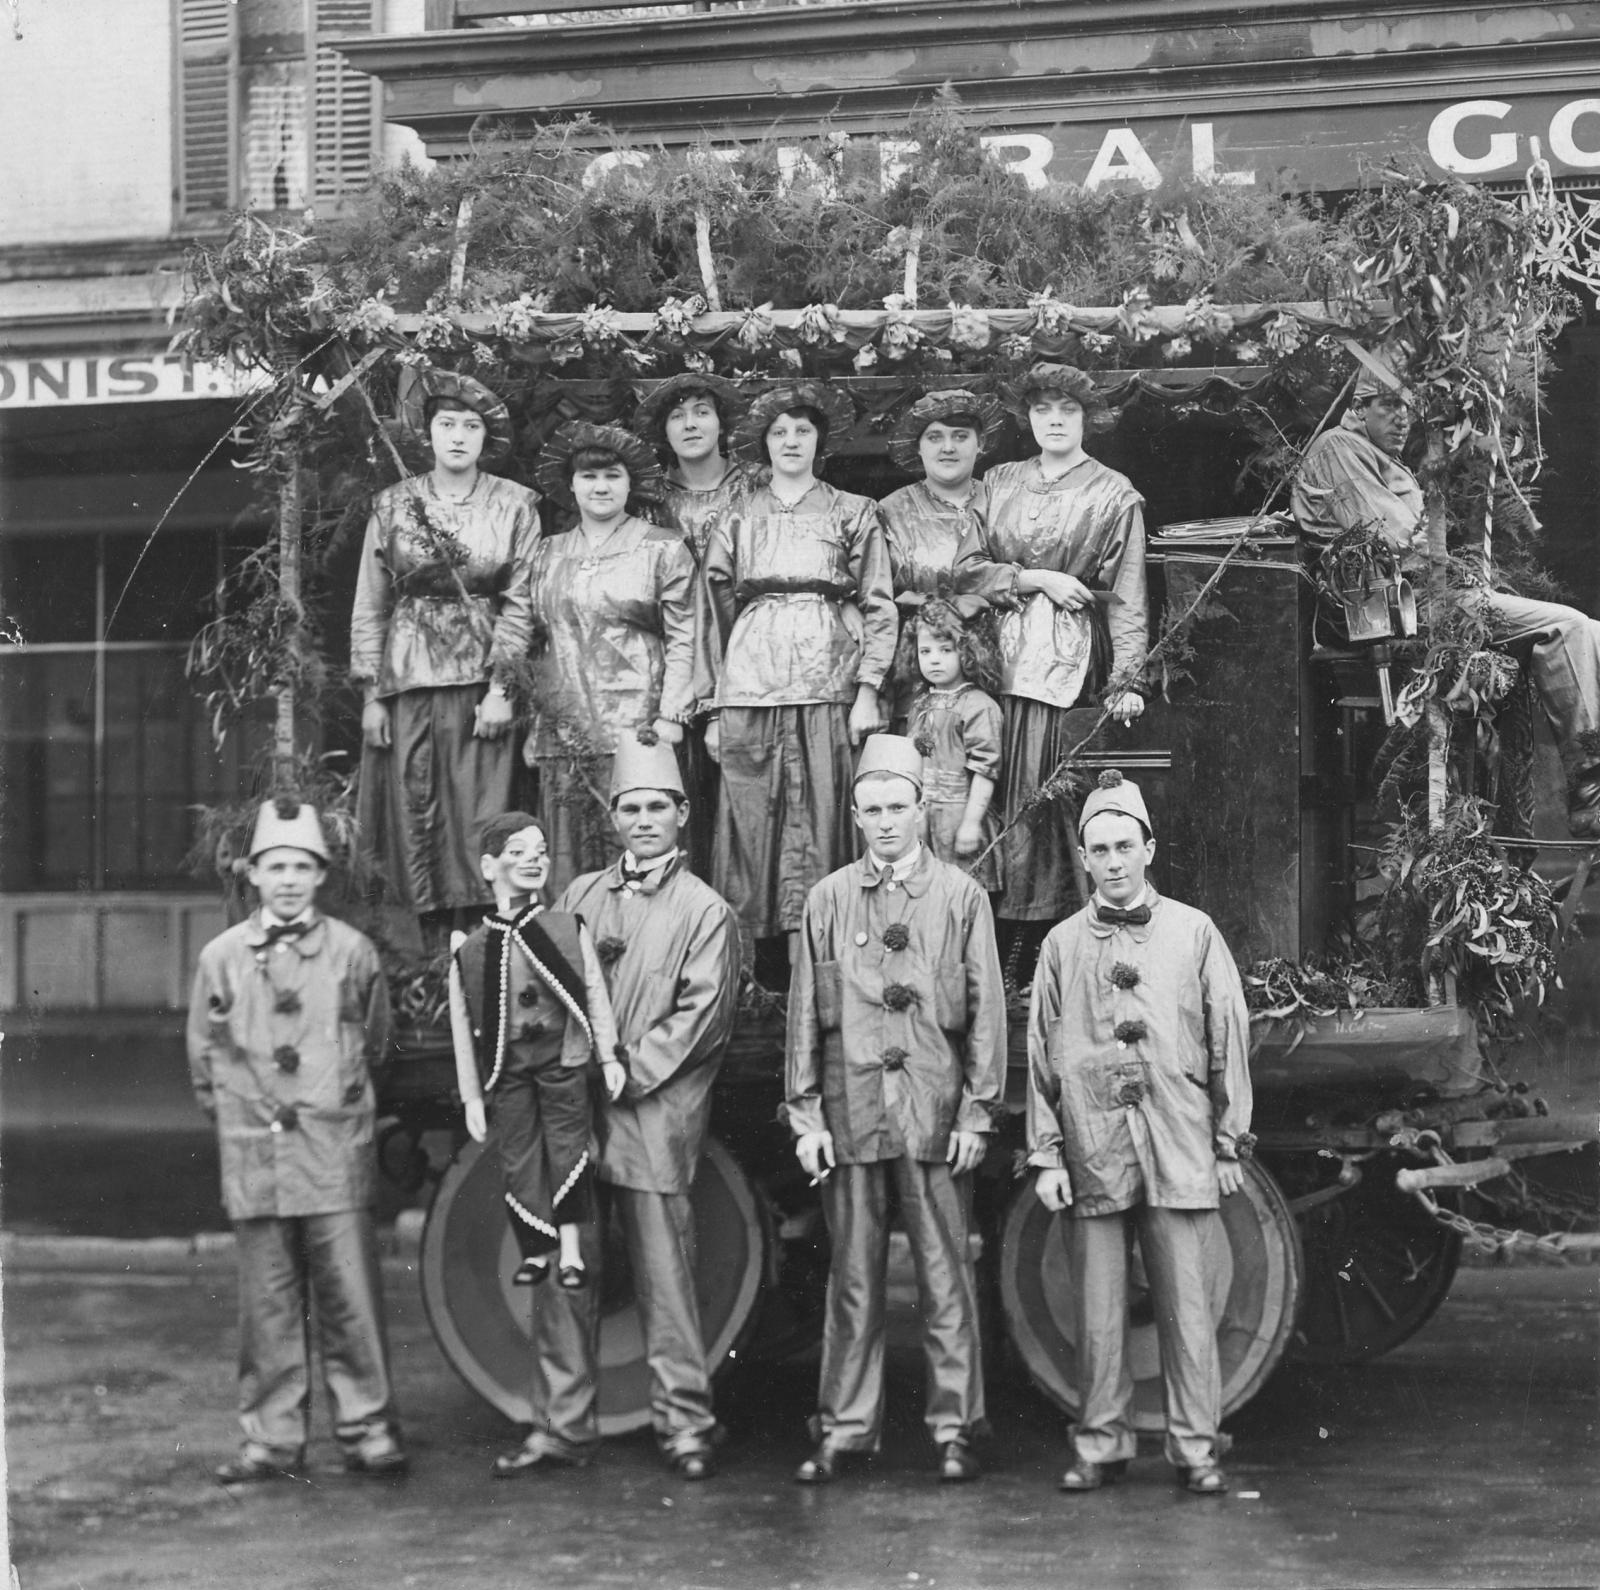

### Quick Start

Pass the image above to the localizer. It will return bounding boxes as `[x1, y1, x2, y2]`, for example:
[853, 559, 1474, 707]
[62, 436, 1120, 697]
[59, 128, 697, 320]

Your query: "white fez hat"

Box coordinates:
[853, 734, 924, 793]
[1077, 769, 1152, 836]
[248, 798, 331, 862]
[609, 736, 686, 801]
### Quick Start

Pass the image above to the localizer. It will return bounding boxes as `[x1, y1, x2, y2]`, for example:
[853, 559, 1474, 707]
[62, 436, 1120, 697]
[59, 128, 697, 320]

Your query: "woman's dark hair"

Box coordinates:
[764, 404, 829, 461]
[922, 409, 986, 438]
[894, 597, 1003, 697]
[565, 444, 630, 479]
[423, 393, 482, 427]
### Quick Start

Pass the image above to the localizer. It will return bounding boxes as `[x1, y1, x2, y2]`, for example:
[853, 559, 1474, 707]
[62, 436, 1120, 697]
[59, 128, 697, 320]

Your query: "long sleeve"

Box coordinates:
[954, 891, 1006, 1135]
[845, 498, 899, 692]
[655, 536, 702, 725]
[1098, 500, 1149, 686]
[358, 937, 393, 1074]
[577, 921, 622, 1069]
[702, 512, 740, 667]
[448, 932, 482, 1108]
[784, 903, 828, 1139]
[1024, 935, 1066, 1170]
[622, 898, 739, 1100]
[1199, 921, 1254, 1158]
[185, 955, 223, 1120]
[1291, 425, 1423, 553]
[486, 494, 540, 688]
[348, 510, 392, 697]
[954, 509, 1023, 610]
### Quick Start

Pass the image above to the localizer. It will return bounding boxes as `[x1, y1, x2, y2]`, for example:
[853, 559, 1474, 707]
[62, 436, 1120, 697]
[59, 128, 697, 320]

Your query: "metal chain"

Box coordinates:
[1407, 1187, 1600, 1262]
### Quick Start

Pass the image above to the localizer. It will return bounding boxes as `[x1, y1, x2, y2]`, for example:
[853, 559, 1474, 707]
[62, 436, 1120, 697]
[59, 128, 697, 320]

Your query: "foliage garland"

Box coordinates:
[169, 103, 1583, 1038]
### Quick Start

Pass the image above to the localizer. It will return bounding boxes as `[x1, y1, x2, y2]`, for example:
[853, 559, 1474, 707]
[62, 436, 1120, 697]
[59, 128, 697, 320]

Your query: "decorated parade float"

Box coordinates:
[172, 105, 1599, 1435]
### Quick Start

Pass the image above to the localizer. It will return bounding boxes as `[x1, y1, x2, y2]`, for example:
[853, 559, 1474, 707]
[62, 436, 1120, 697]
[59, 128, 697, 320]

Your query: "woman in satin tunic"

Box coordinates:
[704, 382, 897, 945]
[878, 388, 1004, 725]
[957, 363, 1148, 937]
[631, 372, 756, 869]
[525, 421, 702, 896]
[350, 370, 538, 938]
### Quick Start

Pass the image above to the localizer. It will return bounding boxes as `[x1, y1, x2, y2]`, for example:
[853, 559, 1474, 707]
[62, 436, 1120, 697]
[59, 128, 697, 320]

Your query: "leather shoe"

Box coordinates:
[794, 1440, 861, 1485]
[491, 1438, 594, 1479]
[1181, 1463, 1230, 1495]
[1570, 766, 1600, 838]
[556, 1262, 588, 1291]
[669, 1447, 717, 1480]
[1058, 1458, 1127, 1492]
[512, 1258, 550, 1287]
[215, 1442, 302, 1483]
[343, 1429, 409, 1476]
[938, 1439, 980, 1483]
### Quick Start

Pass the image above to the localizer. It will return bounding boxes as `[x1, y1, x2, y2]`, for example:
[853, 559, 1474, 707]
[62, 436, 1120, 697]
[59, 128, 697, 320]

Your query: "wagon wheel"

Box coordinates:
[1275, 1152, 1462, 1366]
[420, 1137, 766, 1435]
[998, 1159, 1303, 1428]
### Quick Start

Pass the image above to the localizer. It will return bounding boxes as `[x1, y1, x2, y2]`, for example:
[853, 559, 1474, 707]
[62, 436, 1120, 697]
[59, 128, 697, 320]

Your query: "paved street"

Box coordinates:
[6, 1239, 1596, 1590]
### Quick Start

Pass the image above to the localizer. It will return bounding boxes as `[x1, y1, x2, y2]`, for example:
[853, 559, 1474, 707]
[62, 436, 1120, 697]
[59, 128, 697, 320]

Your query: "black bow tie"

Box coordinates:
[1095, 903, 1151, 927]
[262, 920, 310, 945]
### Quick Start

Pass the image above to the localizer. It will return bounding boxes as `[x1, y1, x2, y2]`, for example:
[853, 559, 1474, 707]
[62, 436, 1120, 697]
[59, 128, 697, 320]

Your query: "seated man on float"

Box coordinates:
[1293, 353, 1600, 836]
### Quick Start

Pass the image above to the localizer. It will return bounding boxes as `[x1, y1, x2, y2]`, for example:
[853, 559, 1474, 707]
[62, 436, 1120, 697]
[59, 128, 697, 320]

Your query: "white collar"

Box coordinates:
[259, 907, 314, 930]
[1092, 884, 1150, 913]
[870, 843, 923, 882]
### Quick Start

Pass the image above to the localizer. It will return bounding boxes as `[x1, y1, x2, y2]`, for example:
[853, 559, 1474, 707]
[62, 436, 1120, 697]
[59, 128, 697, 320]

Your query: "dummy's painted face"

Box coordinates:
[665, 396, 722, 465]
[765, 413, 820, 479]
[917, 632, 963, 688]
[571, 462, 631, 523]
[480, 825, 551, 902]
[429, 404, 487, 474]
[1359, 394, 1413, 459]
[852, 774, 924, 864]
[1079, 811, 1156, 905]
[611, 789, 686, 862]
[248, 848, 326, 921]
[918, 421, 980, 489]
[1029, 395, 1085, 459]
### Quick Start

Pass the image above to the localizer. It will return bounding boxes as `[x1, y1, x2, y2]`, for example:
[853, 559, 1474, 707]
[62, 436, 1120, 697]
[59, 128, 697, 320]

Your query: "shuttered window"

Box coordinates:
[177, 0, 238, 216]
[312, 0, 377, 212]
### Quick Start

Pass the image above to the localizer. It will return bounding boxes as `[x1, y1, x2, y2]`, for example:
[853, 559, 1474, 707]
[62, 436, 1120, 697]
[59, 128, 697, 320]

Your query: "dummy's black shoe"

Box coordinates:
[512, 1257, 551, 1287]
[215, 1442, 303, 1483]
[556, 1261, 588, 1291]
[794, 1440, 863, 1485]
[938, 1439, 980, 1483]
[1569, 765, 1600, 837]
[491, 1437, 594, 1478]
[1058, 1458, 1127, 1492]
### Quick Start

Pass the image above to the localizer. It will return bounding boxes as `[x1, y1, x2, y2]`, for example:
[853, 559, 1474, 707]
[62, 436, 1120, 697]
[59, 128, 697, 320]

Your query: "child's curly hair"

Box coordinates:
[894, 596, 1004, 697]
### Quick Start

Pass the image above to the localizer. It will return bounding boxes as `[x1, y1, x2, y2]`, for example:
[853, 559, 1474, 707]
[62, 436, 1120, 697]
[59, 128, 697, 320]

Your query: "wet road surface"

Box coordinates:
[6, 1247, 1596, 1590]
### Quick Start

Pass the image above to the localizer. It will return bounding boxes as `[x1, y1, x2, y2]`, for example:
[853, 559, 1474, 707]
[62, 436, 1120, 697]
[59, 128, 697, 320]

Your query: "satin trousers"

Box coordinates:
[525, 1188, 716, 1455]
[234, 1211, 398, 1456]
[1068, 1204, 1223, 1471]
[1479, 589, 1600, 753]
[817, 1159, 985, 1451]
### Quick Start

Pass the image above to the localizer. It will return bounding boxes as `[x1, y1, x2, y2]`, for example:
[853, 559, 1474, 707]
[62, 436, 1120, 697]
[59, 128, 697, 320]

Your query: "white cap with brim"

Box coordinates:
[609, 736, 686, 801]
[249, 799, 331, 862]
[853, 734, 924, 793]
[1077, 770, 1152, 836]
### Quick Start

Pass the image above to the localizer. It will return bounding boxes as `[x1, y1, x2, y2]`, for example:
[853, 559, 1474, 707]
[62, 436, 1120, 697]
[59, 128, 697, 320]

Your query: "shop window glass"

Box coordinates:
[0, 535, 97, 643]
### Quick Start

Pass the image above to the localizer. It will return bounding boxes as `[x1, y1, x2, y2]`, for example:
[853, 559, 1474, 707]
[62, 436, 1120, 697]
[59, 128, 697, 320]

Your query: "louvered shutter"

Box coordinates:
[178, 0, 238, 216]
[312, 0, 377, 213]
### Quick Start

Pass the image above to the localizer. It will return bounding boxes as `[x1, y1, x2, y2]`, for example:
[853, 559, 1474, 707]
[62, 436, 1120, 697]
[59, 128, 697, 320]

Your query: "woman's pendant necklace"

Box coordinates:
[577, 515, 629, 569]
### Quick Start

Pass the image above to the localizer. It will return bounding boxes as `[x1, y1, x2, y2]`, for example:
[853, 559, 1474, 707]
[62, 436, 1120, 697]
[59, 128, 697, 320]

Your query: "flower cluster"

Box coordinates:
[1109, 962, 1141, 990]
[1115, 1078, 1145, 1107]
[912, 731, 935, 757]
[1113, 1019, 1148, 1045]
[596, 936, 628, 967]
[948, 304, 991, 351]
[272, 1045, 301, 1074]
[882, 923, 911, 952]
[881, 1046, 909, 1071]
[882, 982, 919, 1012]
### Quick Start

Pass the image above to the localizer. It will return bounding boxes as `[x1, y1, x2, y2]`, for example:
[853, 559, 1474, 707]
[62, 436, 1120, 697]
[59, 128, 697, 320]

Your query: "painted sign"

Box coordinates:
[581, 94, 1600, 194]
[0, 354, 266, 409]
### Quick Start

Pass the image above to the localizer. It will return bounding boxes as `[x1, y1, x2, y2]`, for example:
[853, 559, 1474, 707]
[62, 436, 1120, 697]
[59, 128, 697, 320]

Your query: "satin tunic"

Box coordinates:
[350, 474, 540, 699]
[187, 913, 392, 1221]
[556, 856, 740, 1196]
[526, 519, 703, 759]
[661, 462, 760, 562]
[1025, 889, 1253, 1215]
[787, 848, 1006, 1164]
[1291, 418, 1426, 557]
[879, 479, 988, 595]
[957, 457, 1147, 708]
[705, 479, 897, 707]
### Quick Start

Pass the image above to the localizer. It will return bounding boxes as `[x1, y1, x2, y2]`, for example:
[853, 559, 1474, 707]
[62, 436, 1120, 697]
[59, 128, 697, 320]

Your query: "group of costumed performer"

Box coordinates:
[350, 362, 1152, 971]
